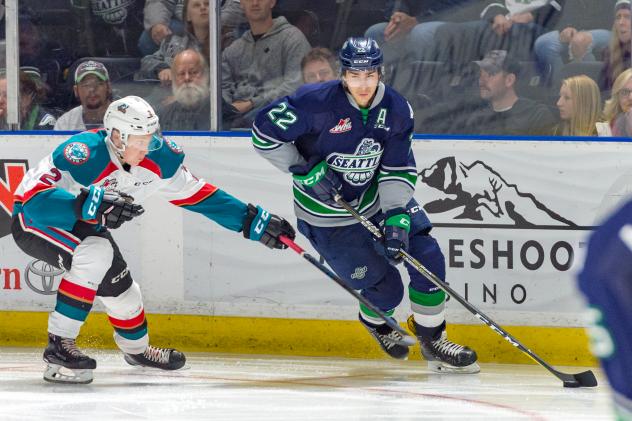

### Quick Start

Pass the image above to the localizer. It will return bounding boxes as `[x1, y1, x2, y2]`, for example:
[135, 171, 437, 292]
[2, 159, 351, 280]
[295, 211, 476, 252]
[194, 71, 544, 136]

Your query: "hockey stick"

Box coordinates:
[334, 195, 598, 388]
[278, 235, 416, 347]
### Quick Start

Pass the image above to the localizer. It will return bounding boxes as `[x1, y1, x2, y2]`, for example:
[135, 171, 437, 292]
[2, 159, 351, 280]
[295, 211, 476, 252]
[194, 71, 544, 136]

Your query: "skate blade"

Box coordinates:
[123, 355, 190, 371]
[43, 364, 93, 384]
[427, 360, 480, 374]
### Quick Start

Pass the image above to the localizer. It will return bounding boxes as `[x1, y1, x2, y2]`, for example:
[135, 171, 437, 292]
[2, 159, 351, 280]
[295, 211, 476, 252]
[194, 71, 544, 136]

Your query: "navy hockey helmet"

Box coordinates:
[339, 37, 383, 73]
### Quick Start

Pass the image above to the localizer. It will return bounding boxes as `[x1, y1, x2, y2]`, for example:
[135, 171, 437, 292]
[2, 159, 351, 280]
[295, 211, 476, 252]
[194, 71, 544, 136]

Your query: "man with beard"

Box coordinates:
[55, 61, 113, 131]
[158, 49, 238, 130]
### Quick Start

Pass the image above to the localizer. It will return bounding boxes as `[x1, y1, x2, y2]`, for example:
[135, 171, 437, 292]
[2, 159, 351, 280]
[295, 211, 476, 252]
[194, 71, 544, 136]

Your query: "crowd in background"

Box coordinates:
[0, 0, 630, 136]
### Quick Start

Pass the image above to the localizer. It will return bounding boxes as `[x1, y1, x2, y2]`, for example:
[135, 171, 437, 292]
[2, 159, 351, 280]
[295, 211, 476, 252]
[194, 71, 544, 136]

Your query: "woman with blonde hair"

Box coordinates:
[554, 75, 602, 136]
[601, 0, 631, 90]
[598, 68, 632, 135]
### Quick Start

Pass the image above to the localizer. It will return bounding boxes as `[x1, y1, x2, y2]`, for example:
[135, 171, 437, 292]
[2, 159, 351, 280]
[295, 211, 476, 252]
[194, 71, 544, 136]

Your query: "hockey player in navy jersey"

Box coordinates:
[11, 96, 295, 384]
[252, 37, 479, 373]
[578, 199, 632, 420]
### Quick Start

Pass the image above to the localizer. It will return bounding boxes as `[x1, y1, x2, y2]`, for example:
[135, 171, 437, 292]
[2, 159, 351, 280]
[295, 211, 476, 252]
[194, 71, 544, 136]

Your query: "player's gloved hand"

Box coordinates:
[379, 208, 411, 265]
[242, 203, 296, 249]
[75, 185, 145, 229]
[289, 157, 342, 206]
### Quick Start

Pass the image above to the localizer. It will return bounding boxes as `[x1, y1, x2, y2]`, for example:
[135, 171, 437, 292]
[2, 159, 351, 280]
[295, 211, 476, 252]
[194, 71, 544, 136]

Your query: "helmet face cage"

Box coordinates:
[104, 96, 162, 153]
[339, 37, 384, 75]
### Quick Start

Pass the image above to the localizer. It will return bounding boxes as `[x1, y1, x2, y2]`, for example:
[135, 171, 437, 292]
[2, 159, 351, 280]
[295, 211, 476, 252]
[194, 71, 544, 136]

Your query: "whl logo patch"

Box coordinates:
[326, 138, 382, 186]
[350, 266, 368, 280]
[329, 118, 352, 134]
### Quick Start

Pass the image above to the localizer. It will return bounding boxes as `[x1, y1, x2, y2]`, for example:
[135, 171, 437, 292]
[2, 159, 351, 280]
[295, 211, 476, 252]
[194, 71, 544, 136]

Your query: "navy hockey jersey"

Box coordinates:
[252, 80, 416, 227]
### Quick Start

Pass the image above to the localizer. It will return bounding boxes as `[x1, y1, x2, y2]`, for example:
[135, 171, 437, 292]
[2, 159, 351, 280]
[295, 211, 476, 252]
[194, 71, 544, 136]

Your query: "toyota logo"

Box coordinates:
[24, 260, 65, 295]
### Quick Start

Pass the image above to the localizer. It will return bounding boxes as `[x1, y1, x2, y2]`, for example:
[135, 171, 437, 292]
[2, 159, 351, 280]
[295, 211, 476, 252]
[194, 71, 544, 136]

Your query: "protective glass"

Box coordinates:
[126, 131, 164, 152]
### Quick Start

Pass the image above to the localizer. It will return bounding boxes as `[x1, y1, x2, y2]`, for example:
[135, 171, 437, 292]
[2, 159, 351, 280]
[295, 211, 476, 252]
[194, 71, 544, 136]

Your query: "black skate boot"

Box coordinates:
[359, 314, 409, 360]
[408, 316, 480, 373]
[43, 333, 96, 384]
[124, 345, 186, 370]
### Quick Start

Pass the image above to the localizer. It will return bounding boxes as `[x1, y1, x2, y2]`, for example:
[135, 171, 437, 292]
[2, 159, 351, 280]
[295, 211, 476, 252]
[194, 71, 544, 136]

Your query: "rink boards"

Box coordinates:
[1, 133, 631, 365]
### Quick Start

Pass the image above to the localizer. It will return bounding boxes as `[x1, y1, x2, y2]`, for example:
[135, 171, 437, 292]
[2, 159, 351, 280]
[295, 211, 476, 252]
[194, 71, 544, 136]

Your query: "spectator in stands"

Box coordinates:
[601, 0, 632, 91]
[18, 68, 57, 130]
[598, 68, 632, 136]
[137, 0, 211, 84]
[553, 75, 602, 136]
[221, 0, 311, 128]
[54, 61, 112, 131]
[465, 50, 556, 135]
[70, 0, 144, 56]
[432, 0, 566, 71]
[301, 47, 337, 84]
[534, 0, 613, 85]
[364, 0, 467, 66]
[139, 0, 246, 55]
[158, 49, 238, 130]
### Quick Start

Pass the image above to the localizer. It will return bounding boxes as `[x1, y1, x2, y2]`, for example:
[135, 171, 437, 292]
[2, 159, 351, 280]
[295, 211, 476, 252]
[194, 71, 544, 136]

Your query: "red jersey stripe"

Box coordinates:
[58, 279, 97, 301]
[170, 183, 218, 207]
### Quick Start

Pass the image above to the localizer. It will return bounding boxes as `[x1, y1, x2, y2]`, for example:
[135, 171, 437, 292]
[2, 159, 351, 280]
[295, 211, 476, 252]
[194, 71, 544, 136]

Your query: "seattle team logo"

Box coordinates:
[63, 142, 90, 165]
[326, 138, 382, 186]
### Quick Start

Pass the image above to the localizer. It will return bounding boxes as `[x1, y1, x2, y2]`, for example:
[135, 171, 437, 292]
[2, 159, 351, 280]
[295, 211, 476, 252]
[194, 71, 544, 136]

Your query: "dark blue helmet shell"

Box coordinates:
[339, 37, 383, 71]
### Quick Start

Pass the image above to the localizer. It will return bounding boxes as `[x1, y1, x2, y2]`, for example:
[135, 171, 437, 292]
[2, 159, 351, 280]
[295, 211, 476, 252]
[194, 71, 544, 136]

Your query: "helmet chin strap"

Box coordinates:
[106, 136, 126, 162]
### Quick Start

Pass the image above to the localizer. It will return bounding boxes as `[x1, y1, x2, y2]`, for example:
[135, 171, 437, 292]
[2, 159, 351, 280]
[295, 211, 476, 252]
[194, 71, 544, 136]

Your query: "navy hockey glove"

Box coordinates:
[243, 203, 296, 249]
[75, 185, 145, 229]
[289, 157, 342, 206]
[380, 209, 411, 265]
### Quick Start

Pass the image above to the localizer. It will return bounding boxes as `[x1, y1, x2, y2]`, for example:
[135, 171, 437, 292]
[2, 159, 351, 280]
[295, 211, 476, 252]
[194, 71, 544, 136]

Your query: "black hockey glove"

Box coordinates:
[289, 157, 342, 206]
[377, 209, 410, 265]
[242, 203, 296, 249]
[75, 186, 145, 229]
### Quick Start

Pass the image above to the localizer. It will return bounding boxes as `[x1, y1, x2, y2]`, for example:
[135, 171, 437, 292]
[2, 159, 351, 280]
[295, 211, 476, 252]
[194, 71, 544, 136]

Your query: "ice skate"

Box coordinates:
[359, 314, 409, 360]
[43, 333, 96, 384]
[124, 345, 186, 370]
[408, 316, 480, 373]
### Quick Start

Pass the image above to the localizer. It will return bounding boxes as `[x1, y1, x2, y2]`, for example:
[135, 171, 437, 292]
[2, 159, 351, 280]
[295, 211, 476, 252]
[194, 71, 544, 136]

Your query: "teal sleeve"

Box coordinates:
[22, 189, 78, 230]
[179, 189, 248, 232]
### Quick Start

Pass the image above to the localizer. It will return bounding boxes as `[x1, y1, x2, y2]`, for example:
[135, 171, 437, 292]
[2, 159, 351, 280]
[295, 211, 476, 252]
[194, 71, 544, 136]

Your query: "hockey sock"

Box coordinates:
[359, 303, 394, 326]
[409, 286, 446, 340]
[54, 278, 96, 323]
[108, 308, 148, 341]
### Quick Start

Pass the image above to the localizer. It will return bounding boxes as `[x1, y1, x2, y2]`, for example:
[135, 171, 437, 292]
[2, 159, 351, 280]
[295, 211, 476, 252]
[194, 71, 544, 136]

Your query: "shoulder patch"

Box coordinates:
[165, 139, 183, 154]
[63, 142, 90, 165]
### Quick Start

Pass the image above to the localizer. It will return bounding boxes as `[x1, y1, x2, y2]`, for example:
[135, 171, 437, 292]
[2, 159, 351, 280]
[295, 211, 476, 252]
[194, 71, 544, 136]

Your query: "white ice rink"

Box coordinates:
[0, 348, 613, 421]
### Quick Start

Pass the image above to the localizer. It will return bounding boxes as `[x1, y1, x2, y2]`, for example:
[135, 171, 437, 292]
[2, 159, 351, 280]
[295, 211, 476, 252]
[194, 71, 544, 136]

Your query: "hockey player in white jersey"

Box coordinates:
[11, 96, 295, 384]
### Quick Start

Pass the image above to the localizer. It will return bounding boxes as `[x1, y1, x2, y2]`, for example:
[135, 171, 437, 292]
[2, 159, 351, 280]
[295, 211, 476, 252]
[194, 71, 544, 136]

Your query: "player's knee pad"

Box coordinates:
[408, 233, 445, 292]
[99, 281, 144, 320]
[66, 236, 114, 290]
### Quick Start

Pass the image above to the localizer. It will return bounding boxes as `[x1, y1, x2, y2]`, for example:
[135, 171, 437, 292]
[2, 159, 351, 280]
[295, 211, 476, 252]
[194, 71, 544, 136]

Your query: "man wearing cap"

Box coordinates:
[465, 50, 556, 135]
[54, 61, 112, 131]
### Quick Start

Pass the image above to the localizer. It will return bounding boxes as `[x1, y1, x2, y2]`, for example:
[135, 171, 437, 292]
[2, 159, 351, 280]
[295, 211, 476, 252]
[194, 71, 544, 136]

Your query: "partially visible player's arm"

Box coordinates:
[251, 93, 316, 173]
[377, 102, 417, 213]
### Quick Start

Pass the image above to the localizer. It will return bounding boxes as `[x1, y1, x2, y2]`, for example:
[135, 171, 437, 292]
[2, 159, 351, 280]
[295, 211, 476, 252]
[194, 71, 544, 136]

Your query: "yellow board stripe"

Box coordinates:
[0, 311, 597, 366]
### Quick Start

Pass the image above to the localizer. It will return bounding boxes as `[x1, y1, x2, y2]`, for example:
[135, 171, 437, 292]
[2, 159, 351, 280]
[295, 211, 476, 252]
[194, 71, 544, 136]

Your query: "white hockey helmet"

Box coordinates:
[104, 96, 162, 152]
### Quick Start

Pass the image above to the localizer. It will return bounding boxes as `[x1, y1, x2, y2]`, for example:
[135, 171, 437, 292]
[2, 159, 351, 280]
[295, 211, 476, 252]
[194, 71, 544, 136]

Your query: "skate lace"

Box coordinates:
[144, 346, 171, 364]
[379, 330, 403, 350]
[433, 336, 465, 357]
[60, 338, 86, 358]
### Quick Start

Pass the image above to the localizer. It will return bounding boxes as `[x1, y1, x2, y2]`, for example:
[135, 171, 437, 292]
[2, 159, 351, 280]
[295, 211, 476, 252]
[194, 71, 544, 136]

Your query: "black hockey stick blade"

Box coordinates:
[279, 235, 416, 347]
[560, 369, 598, 388]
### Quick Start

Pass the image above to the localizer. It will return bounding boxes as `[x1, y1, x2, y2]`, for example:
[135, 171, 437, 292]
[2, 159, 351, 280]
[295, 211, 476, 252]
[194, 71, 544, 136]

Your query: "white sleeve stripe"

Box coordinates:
[252, 123, 284, 144]
[619, 225, 632, 253]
